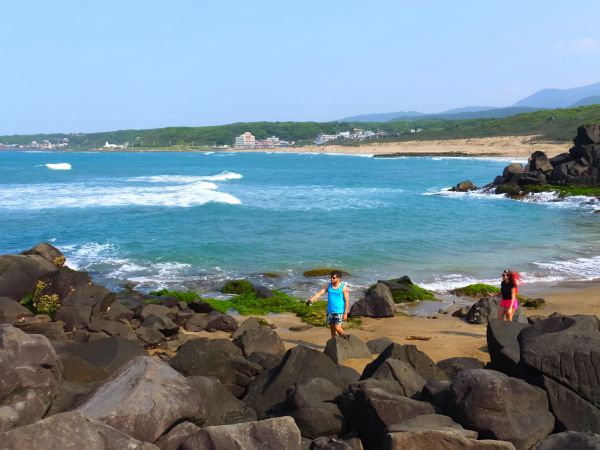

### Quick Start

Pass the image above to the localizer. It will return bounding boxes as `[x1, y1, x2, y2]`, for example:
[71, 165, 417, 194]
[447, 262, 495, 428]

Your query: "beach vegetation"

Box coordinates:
[303, 268, 350, 277]
[523, 184, 600, 199]
[389, 284, 435, 303]
[149, 289, 200, 303]
[454, 283, 500, 297]
[220, 279, 255, 295]
[19, 280, 61, 316]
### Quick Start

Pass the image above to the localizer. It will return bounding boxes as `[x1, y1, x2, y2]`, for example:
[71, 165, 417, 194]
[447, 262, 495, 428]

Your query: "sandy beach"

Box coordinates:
[241, 280, 600, 372]
[253, 135, 571, 159]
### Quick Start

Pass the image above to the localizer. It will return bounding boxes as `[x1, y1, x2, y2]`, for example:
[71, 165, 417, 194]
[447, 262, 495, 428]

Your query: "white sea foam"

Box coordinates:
[423, 187, 508, 201]
[522, 192, 599, 211]
[0, 177, 241, 209]
[45, 163, 72, 170]
[533, 255, 600, 281]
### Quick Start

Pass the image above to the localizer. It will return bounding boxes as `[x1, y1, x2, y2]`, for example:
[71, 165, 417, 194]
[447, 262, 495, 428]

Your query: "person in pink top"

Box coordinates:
[497, 269, 521, 321]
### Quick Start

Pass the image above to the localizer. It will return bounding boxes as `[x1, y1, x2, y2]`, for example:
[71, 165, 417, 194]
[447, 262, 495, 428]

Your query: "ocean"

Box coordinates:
[1, 150, 599, 300]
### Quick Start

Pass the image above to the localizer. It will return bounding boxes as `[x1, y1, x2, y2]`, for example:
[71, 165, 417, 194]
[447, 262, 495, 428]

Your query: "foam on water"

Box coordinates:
[0, 178, 241, 209]
[533, 255, 600, 281]
[132, 171, 243, 183]
[44, 163, 72, 170]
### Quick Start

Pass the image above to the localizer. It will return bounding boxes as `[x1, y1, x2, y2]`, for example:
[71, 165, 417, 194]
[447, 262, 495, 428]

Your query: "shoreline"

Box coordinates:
[10, 135, 572, 158]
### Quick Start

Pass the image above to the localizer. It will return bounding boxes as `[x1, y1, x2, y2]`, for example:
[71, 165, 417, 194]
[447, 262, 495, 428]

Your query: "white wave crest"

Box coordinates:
[45, 163, 72, 170]
[422, 187, 507, 201]
[131, 171, 243, 184]
[533, 255, 600, 281]
[0, 179, 240, 209]
[522, 192, 599, 210]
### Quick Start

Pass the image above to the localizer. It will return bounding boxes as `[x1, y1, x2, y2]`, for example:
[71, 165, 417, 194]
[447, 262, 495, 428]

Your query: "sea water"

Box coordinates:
[1, 150, 599, 297]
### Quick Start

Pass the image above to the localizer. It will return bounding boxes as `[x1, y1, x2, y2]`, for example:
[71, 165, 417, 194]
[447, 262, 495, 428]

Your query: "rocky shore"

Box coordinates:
[1, 243, 600, 449]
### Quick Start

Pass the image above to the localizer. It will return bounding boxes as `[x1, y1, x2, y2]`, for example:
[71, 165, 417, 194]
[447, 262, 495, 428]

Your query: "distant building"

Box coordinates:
[104, 141, 124, 149]
[234, 132, 256, 149]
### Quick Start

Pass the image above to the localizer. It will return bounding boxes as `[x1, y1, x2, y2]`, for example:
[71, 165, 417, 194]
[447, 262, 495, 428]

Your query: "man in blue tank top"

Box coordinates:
[307, 270, 350, 338]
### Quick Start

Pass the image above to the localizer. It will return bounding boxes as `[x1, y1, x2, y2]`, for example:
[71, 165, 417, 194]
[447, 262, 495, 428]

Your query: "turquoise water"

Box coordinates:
[1, 150, 599, 296]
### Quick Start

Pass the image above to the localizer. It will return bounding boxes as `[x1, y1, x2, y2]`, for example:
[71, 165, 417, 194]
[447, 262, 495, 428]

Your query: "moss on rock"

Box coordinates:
[220, 279, 255, 295]
[454, 283, 500, 298]
[380, 276, 435, 303]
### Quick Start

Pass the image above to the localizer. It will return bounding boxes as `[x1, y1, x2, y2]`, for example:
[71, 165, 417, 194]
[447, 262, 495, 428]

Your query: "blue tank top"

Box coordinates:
[327, 282, 346, 313]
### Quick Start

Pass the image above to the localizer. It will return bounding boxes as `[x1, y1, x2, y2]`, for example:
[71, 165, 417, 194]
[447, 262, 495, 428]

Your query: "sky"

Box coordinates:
[2, 0, 600, 135]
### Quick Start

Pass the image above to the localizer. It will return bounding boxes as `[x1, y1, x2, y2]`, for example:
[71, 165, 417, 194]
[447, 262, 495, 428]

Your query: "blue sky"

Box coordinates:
[2, 0, 600, 134]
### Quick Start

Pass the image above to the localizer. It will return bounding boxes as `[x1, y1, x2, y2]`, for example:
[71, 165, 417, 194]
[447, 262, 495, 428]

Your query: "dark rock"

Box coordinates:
[20, 242, 65, 265]
[135, 326, 166, 346]
[253, 284, 275, 298]
[309, 436, 360, 450]
[495, 183, 522, 197]
[421, 380, 452, 412]
[437, 357, 485, 380]
[169, 338, 262, 393]
[206, 311, 239, 332]
[361, 343, 448, 382]
[35, 266, 92, 301]
[282, 377, 344, 439]
[451, 306, 470, 318]
[155, 421, 200, 450]
[174, 309, 194, 327]
[369, 359, 427, 398]
[233, 326, 286, 359]
[143, 313, 179, 336]
[0, 254, 57, 301]
[0, 296, 34, 324]
[15, 320, 66, 340]
[518, 314, 600, 432]
[47, 380, 99, 415]
[0, 324, 62, 431]
[338, 364, 361, 385]
[78, 356, 205, 442]
[519, 171, 547, 185]
[549, 152, 572, 167]
[184, 313, 209, 332]
[503, 163, 524, 178]
[187, 300, 218, 314]
[187, 376, 257, 426]
[58, 353, 109, 384]
[383, 430, 516, 449]
[61, 336, 147, 374]
[88, 319, 135, 339]
[451, 180, 477, 192]
[181, 416, 302, 450]
[573, 124, 600, 146]
[243, 345, 349, 418]
[56, 283, 115, 330]
[0, 410, 159, 450]
[486, 319, 529, 376]
[537, 431, 600, 450]
[248, 351, 284, 371]
[349, 282, 395, 318]
[466, 297, 526, 325]
[139, 304, 175, 320]
[522, 297, 545, 308]
[105, 300, 135, 321]
[232, 316, 263, 338]
[367, 336, 394, 354]
[529, 151, 554, 173]
[339, 379, 436, 449]
[448, 369, 554, 449]
[388, 413, 478, 438]
[324, 334, 372, 364]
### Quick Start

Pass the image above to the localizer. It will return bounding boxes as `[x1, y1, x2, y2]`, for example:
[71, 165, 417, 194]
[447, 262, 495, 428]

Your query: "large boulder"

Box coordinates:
[518, 314, 600, 433]
[369, 359, 427, 398]
[503, 163, 524, 179]
[169, 338, 262, 395]
[60, 336, 147, 375]
[573, 124, 600, 146]
[243, 345, 348, 418]
[0, 296, 34, 324]
[78, 356, 205, 442]
[0, 254, 57, 301]
[383, 430, 516, 450]
[361, 343, 448, 382]
[0, 324, 62, 431]
[181, 416, 302, 450]
[55, 282, 115, 330]
[437, 357, 485, 380]
[187, 376, 257, 426]
[450, 180, 478, 192]
[0, 410, 159, 450]
[233, 325, 286, 359]
[20, 242, 65, 265]
[528, 151, 554, 173]
[339, 378, 436, 449]
[323, 334, 372, 364]
[367, 336, 394, 354]
[281, 377, 344, 439]
[537, 431, 600, 450]
[486, 319, 529, 376]
[466, 297, 526, 325]
[448, 369, 554, 450]
[349, 282, 395, 318]
[387, 413, 477, 438]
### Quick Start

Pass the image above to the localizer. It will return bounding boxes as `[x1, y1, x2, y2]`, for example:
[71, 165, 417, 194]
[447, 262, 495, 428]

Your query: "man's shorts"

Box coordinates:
[326, 312, 344, 325]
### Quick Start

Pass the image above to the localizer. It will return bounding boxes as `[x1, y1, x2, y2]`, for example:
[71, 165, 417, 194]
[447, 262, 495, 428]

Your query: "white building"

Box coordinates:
[234, 132, 256, 149]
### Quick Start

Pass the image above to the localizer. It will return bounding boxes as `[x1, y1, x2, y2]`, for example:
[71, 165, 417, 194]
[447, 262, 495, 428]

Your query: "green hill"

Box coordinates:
[2, 105, 600, 149]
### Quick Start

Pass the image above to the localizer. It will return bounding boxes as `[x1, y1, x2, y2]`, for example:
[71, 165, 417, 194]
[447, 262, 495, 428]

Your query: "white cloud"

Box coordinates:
[555, 37, 600, 52]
